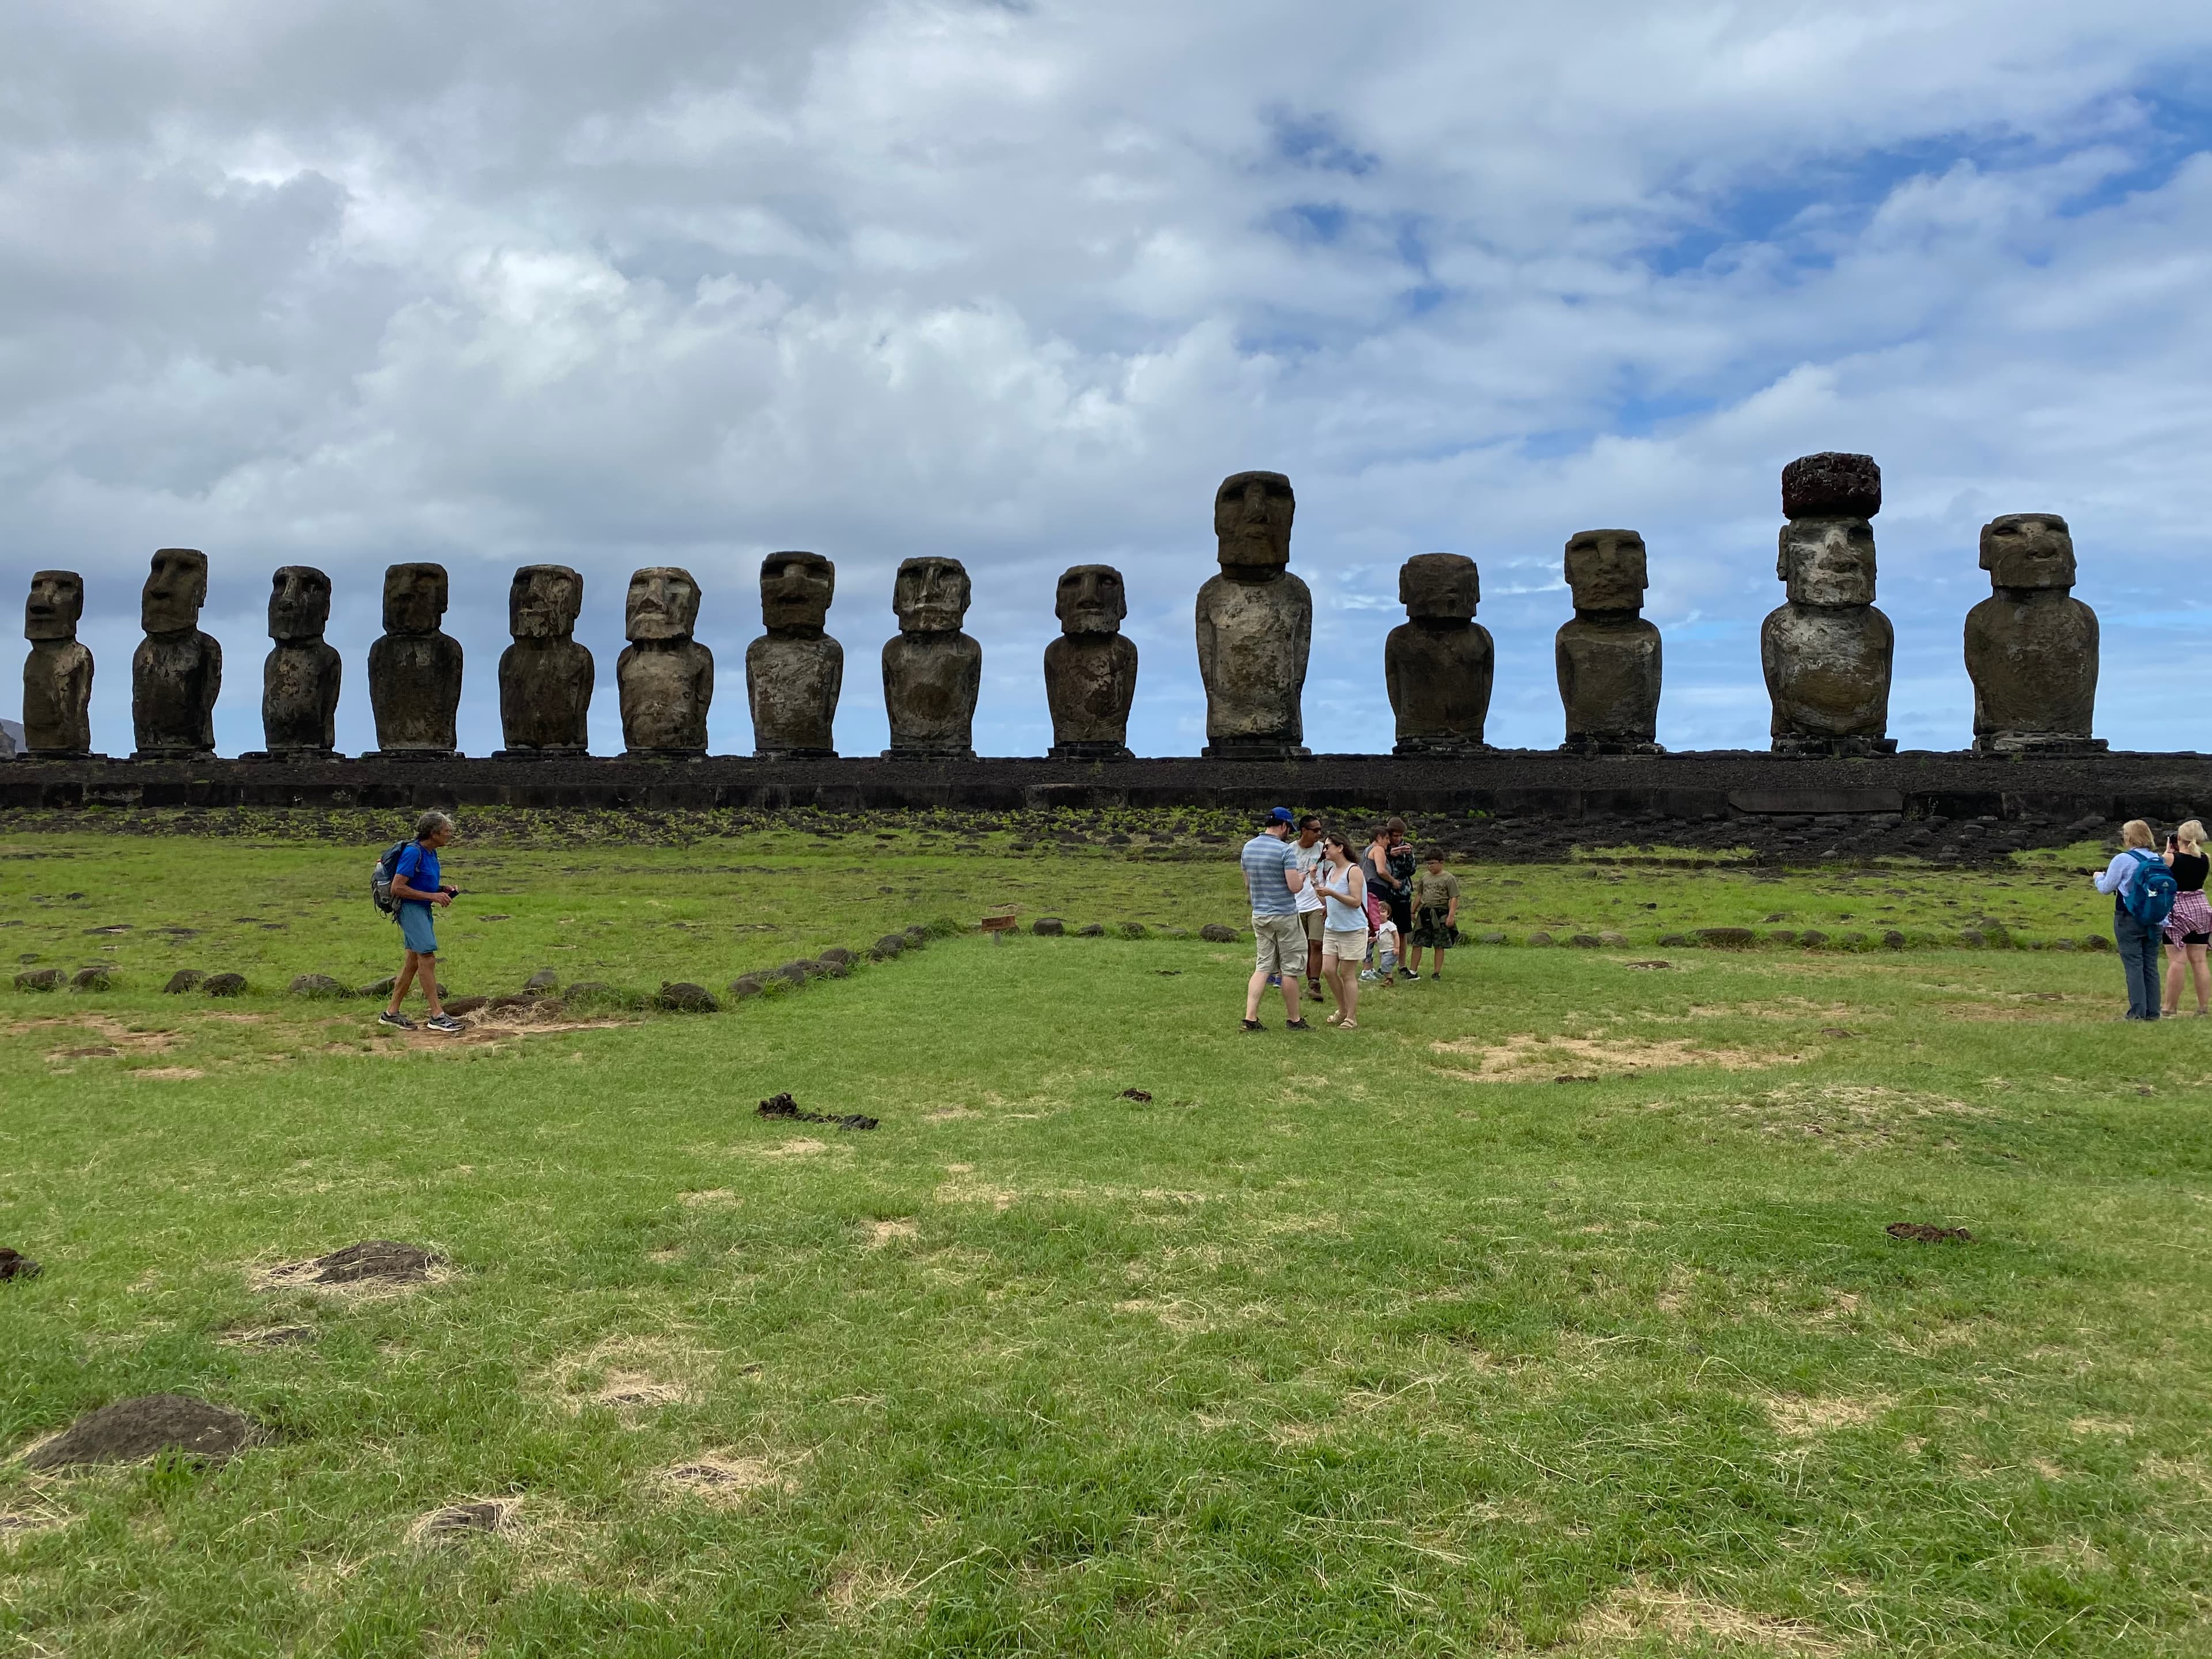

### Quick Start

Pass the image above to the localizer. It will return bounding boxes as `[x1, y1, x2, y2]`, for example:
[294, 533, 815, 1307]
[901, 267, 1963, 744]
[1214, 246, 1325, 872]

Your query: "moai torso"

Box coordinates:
[261, 566, 341, 757]
[1963, 514, 2102, 752]
[1196, 472, 1309, 756]
[1045, 565, 1137, 759]
[498, 565, 593, 753]
[619, 567, 713, 754]
[369, 563, 463, 755]
[132, 548, 221, 758]
[22, 570, 94, 756]
[1384, 553, 1491, 753]
[882, 557, 980, 759]
[746, 552, 842, 758]
[1555, 529, 1662, 752]
[1762, 454, 1895, 755]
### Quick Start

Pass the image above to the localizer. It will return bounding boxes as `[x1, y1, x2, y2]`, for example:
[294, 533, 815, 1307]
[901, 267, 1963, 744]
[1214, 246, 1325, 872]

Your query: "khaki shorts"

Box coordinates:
[1300, 907, 1325, 946]
[1321, 926, 1369, 964]
[1251, 912, 1308, 977]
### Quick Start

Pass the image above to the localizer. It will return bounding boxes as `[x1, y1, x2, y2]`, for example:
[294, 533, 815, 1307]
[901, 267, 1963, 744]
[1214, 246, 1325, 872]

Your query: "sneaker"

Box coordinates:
[1400, 969, 1422, 981]
[376, 1009, 415, 1031]
[1266, 974, 1281, 987]
[1241, 1018, 1265, 1032]
[1284, 1019, 1313, 1031]
[1358, 968, 1382, 982]
[425, 1014, 464, 1033]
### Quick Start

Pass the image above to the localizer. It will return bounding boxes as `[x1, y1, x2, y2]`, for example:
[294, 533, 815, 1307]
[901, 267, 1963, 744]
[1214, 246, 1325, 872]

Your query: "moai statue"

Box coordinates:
[257, 566, 342, 760]
[619, 567, 713, 756]
[1196, 471, 1309, 758]
[21, 571, 94, 757]
[745, 552, 842, 759]
[1760, 452, 1896, 756]
[132, 548, 221, 760]
[368, 563, 463, 757]
[1556, 530, 1663, 753]
[1045, 564, 1138, 761]
[497, 565, 593, 756]
[881, 557, 981, 760]
[1965, 513, 2104, 754]
[1384, 553, 1493, 755]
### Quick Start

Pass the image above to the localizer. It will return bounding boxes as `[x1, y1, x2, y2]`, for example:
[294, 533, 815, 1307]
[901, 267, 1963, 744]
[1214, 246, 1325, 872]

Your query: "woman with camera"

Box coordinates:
[2164, 820, 2211, 1017]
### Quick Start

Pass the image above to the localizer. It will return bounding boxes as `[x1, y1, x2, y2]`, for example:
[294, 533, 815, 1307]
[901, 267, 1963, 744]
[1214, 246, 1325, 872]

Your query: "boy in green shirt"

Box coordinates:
[1406, 851, 1461, 980]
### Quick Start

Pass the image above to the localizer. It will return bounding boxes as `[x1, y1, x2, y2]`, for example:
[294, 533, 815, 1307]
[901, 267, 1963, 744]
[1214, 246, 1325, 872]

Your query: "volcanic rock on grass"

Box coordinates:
[726, 975, 764, 999]
[524, 968, 560, 993]
[1887, 1222, 1973, 1244]
[817, 946, 854, 968]
[0, 1247, 41, 1281]
[814, 956, 850, 979]
[202, 972, 247, 997]
[443, 996, 488, 1016]
[653, 982, 718, 1013]
[1883, 931, 1907, 949]
[1120, 1088, 1153, 1102]
[418, 1501, 509, 1536]
[1798, 930, 1829, 947]
[872, 935, 905, 959]
[70, 967, 114, 991]
[1077, 922, 1105, 937]
[1199, 924, 1237, 943]
[293, 1240, 441, 1285]
[902, 925, 929, 947]
[1598, 931, 1628, 946]
[772, 961, 812, 987]
[14, 969, 63, 992]
[1695, 928, 1757, 948]
[1625, 960, 1673, 970]
[164, 969, 206, 994]
[1032, 917, 1065, 937]
[288, 974, 347, 999]
[1658, 933, 1691, 946]
[1527, 932, 1554, 946]
[1477, 931, 1507, 945]
[756, 1092, 877, 1131]
[2086, 935, 2112, 952]
[1567, 934, 1601, 948]
[22, 1393, 256, 1469]
[1959, 929, 1986, 947]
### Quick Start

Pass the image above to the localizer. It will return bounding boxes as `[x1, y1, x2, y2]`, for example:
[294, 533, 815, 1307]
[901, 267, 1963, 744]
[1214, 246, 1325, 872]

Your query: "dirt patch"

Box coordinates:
[592, 1372, 688, 1410]
[757, 1092, 878, 1131]
[128, 1067, 203, 1081]
[1434, 1032, 1810, 1083]
[257, 1240, 443, 1294]
[760, 1138, 828, 1158]
[680, 1188, 737, 1207]
[925, 1106, 980, 1121]
[219, 1324, 317, 1348]
[660, 1453, 796, 1502]
[547, 1336, 701, 1416]
[1888, 1222, 1974, 1244]
[21, 1393, 257, 1470]
[411, 1499, 514, 1542]
[1574, 1579, 1843, 1656]
[12, 1015, 179, 1052]
[1767, 1393, 1891, 1439]
[866, 1218, 919, 1247]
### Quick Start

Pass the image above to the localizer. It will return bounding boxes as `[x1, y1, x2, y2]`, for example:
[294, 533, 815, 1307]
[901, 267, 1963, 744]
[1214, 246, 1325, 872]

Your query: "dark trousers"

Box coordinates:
[2115, 906, 2163, 1020]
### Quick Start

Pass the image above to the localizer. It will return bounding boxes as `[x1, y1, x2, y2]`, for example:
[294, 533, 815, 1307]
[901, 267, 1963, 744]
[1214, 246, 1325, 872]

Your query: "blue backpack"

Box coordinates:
[2123, 850, 2178, 929]
[370, 841, 411, 918]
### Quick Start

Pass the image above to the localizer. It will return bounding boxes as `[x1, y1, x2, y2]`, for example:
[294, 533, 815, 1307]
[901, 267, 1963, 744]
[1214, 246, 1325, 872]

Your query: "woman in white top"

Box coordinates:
[1315, 832, 1369, 1028]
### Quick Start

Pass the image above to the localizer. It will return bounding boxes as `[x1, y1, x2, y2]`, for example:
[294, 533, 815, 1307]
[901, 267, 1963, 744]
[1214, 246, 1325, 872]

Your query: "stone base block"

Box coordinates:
[241, 748, 342, 763]
[755, 748, 838, 762]
[882, 746, 978, 762]
[1560, 736, 1665, 756]
[1771, 736, 1898, 758]
[18, 750, 104, 762]
[622, 749, 707, 762]
[365, 749, 459, 762]
[1047, 742, 1135, 762]
[1202, 738, 1310, 761]
[130, 748, 216, 762]
[1974, 734, 2109, 756]
[492, 747, 589, 760]
[1395, 737, 1493, 757]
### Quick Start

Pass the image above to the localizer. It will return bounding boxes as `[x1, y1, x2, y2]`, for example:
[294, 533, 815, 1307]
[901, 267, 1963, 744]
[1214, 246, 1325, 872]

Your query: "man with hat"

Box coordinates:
[1239, 806, 1312, 1031]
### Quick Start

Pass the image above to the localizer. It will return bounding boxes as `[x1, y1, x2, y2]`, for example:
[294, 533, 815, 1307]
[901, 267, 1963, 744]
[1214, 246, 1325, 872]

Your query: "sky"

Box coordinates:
[5, 0, 2212, 759]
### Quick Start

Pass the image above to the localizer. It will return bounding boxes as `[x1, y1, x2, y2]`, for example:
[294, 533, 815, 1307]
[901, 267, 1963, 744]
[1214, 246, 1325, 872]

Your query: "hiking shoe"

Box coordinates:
[1241, 1018, 1265, 1032]
[376, 1009, 415, 1031]
[1284, 1019, 1313, 1031]
[425, 1014, 464, 1033]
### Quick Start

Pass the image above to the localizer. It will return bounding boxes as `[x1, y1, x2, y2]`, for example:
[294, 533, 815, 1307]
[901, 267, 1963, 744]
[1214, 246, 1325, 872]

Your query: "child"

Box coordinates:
[1362, 915, 1401, 983]
[1406, 849, 1462, 980]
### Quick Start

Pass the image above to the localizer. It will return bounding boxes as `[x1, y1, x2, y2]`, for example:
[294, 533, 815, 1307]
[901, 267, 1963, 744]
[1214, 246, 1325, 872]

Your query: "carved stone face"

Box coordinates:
[382, 563, 449, 635]
[1214, 471, 1295, 573]
[760, 552, 834, 631]
[510, 565, 582, 639]
[627, 566, 700, 642]
[268, 566, 332, 642]
[1565, 530, 1647, 611]
[894, 557, 971, 634]
[1055, 565, 1126, 635]
[24, 570, 83, 641]
[1399, 552, 1479, 622]
[141, 547, 208, 634]
[1778, 518, 1876, 607]
[1979, 513, 2075, 590]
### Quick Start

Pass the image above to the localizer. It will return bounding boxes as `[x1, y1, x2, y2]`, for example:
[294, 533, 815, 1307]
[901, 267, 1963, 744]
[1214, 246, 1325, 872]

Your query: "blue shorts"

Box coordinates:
[399, 903, 438, 955]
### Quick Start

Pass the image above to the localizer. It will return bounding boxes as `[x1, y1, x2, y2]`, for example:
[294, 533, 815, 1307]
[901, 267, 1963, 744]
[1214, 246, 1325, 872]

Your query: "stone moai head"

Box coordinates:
[893, 557, 971, 634]
[1399, 552, 1479, 622]
[1565, 530, 1648, 612]
[1055, 565, 1127, 635]
[1980, 513, 2075, 592]
[268, 566, 332, 643]
[24, 570, 84, 641]
[510, 565, 583, 639]
[1778, 519, 1877, 607]
[627, 566, 700, 642]
[1214, 471, 1295, 575]
[382, 563, 449, 635]
[760, 552, 834, 631]
[141, 548, 208, 634]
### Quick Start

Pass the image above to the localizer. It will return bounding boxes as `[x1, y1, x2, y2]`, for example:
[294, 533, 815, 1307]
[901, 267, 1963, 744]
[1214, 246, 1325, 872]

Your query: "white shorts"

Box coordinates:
[1321, 927, 1369, 964]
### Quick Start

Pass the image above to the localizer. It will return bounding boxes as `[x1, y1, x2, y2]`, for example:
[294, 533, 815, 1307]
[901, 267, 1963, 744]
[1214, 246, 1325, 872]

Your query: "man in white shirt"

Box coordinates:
[1289, 813, 1327, 1004]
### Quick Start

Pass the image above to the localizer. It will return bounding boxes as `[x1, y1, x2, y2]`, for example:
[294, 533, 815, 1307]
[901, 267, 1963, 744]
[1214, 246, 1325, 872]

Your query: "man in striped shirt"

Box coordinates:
[1240, 806, 1312, 1032]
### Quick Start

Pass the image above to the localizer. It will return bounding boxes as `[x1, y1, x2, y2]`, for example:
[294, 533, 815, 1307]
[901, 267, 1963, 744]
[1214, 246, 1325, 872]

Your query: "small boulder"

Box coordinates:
[1077, 923, 1105, 938]
[1798, 930, 1829, 948]
[419, 1501, 509, 1537]
[487, 994, 534, 1011]
[902, 925, 929, 947]
[817, 947, 854, 968]
[299, 1240, 439, 1285]
[356, 975, 397, 999]
[1567, 934, 1601, 948]
[442, 995, 488, 1016]
[726, 975, 764, 999]
[1199, 924, 1238, 943]
[1695, 927, 1758, 948]
[2086, 935, 2112, 952]
[164, 969, 206, 994]
[0, 1247, 40, 1281]
[1121, 922, 1149, 940]
[2052, 937, 2077, 952]
[22, 1393, 257, 1470]
[1527, 931, 1555, 946]
[288, 974, 347, 1000]
[1477, 931, 1507, 945]
[70, 967, 115, 992]
[14, 968, 63, 993]
[814, 956, 850, 979]
[1883, 930, 1907, 949]
[1657, 933, 1692, 947]
[1032, 918, 1066, 937]
[202, 972, 248, 997]
[654, 982, 719, 1013]
[524, 968, 560, 993]
[1959, 929, 1986, 948]
[873, 935, 906, 959]
[1598, 931, 1628, 947]
[778, 959, 817, 983]
[1768, 930, 1799, 945]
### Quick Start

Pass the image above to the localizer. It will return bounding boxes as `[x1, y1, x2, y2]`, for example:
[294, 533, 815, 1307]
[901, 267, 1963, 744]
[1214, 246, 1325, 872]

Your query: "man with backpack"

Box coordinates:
[377, 811, 461, 1032]
[2094, 818, 2177, 1021]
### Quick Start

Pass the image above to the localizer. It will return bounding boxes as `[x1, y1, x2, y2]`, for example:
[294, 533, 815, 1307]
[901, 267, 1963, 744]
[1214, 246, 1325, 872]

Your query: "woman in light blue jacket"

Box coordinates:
[2093, 819, 2164, 1020]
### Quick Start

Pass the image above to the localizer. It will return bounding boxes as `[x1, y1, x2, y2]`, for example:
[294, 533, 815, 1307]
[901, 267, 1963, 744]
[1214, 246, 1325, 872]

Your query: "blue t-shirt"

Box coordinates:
[395, 842, 441, 907]
[1241, 833, 1300, 917]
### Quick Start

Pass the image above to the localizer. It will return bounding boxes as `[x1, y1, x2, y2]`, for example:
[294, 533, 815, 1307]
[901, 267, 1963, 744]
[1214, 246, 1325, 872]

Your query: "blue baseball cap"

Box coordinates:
[1268, 806, 1295, 826]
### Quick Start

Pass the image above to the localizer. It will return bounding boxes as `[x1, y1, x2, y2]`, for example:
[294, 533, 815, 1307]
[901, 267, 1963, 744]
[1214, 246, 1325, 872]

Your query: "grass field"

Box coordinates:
[3, 821, 2210, 1656]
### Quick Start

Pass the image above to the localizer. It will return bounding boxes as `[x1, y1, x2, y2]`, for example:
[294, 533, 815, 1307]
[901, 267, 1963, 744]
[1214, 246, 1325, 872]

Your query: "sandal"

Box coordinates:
[1325, 1009, 1343, 1025]
[1339, 1019, 1359, 1030]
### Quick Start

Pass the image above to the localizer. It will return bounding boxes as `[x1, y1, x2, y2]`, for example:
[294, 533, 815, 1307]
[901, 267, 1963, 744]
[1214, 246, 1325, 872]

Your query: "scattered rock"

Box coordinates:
[1959, 929, 1986, 948]
[163, 969, 206, 994]
[301, 1240, 442, 1285]
[1798, 930, 1829, 947]
[873, 935, 906, 959]
[813, 956, 851, 979]
[772, 961, 811, 987]
[2086, 935, 2112, 952]
[14, 969, 63, 992]
[1657, 933, 1692, 946]
[1762, 912, 1790, 923]
[1554, 1074, 1599, 1084]
[2052, 938, 2077, 952]
[287, 974, 347, 999]
[84, 924, 132, 935]
[756, 1092, 877, 1131]
[69, 967, 113, 991]
[1695, 927, 1757, 948]
[202, 972, 248, 997]
[817, 947, 854, 967]
[1883, 931, 1907, 949]
[0, 1247, 41, 1281]
[654, 982, 718, 1013]
[1820, 1027, 1855, 1039]
[1121, 922, 1149, 939]
[1032, 917, 1066, 937]
[1598, 931, 1628, 946]
[1120, 1088, 1153, 1102]
[1567, 934, 1601, 948]
[442, 995, 488, 1016]
[1476, 931, 1507, 945]
[726, 975, 764, 999]
[417, 1501, 509, 1537]
[356, 975, 397, 999]
[902, 926, 929, 947]
[1077, 923, 1105, 937]
[22, 1393, 257, 1470]
[1527, 932, 1554, 946]
[524, 969, 560, 993]
[1768, 929, 1799, 945]
[1624, 960, 1673, 971]
[1199, 923, 1237, 943]
[1887, 1222, 1973, 1244]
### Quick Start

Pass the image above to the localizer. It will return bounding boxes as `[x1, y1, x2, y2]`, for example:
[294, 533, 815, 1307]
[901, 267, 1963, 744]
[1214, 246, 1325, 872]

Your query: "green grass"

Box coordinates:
[3, 825, 2209, 1656]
